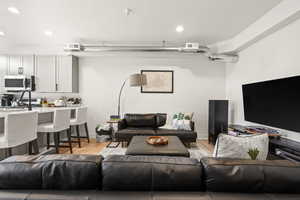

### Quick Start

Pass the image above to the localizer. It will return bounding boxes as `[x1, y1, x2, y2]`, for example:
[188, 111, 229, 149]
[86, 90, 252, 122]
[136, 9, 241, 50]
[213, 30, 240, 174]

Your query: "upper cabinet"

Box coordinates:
[35, 55, 56, 92]
[56, 56, 79, 93]
[1, 55, 79, 93]
[7, 55, 35, 76]
[0, 56, 8, 93]
[35, 55, 79, 93]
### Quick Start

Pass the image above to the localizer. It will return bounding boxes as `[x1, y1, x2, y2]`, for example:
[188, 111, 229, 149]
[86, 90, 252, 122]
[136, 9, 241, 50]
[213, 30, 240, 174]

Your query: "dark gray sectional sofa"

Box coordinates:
[115, 113, 197, 145]
[0, 154, 300, 199]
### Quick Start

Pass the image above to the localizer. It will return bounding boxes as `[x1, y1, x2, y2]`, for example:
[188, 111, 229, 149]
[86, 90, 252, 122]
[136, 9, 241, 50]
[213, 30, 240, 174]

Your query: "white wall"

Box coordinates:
[79, 53, 226, 138]
[226, 18, 300, 141]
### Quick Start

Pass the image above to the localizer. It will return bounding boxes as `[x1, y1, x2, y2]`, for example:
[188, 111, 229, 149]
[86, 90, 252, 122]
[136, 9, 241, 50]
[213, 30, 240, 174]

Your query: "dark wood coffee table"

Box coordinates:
[125, 136, 190, 157]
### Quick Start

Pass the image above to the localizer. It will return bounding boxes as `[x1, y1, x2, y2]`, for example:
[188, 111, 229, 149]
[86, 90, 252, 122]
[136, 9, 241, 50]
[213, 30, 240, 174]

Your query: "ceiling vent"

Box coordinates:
[64, 43, 81, 51]
[180, 43, 208, 53]
[208, 53, 239, 63]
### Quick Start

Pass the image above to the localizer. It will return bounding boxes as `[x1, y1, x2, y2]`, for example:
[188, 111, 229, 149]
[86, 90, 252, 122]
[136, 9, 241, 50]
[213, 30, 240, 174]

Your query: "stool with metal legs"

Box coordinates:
[38, 108, 72, 154]
[70, 106, 90, 147]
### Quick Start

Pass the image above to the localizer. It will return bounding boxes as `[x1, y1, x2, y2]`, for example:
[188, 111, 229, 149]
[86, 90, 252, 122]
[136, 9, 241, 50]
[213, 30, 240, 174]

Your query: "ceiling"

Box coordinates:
[0, 0, 282, 50]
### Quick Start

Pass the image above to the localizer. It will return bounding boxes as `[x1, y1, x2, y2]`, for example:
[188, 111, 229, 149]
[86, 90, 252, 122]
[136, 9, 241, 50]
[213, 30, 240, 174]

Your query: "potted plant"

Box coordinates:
[248, 148, 260, 160]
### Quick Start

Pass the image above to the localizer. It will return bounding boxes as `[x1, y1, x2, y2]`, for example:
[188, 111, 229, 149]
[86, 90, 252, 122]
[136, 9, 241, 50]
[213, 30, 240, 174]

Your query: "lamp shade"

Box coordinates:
[129, 73, 147, 87]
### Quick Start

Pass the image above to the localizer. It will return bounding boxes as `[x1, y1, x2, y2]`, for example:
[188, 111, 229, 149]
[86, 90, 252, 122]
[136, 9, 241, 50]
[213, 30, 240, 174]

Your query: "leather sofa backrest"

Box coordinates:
[0, 155, 43, 189]
[102, 155, 203, 191]
[36, 154, 102, 190]
[124, 113, 167, 128]
[201, 157, 300, 193]
[0, 154, 102, 190]
[124, 114, 157, 128]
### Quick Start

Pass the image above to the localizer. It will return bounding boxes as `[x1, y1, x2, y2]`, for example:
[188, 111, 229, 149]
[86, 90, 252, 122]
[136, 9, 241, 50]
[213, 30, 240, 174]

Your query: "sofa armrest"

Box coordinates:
[118, 119, 127, 130]
[190, 121, 195, 131]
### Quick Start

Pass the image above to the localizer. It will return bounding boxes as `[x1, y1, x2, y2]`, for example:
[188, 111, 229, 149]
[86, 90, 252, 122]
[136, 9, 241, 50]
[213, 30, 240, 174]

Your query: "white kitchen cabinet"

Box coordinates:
[0, 56, 8, 93]
[22, 55, 35, 76]
[35, 56, 56, 92]
[7, 55, 21, 75]
[56, 55, 79, 93]
[35, 55, 78, 93]
[7, 55, 35, 76]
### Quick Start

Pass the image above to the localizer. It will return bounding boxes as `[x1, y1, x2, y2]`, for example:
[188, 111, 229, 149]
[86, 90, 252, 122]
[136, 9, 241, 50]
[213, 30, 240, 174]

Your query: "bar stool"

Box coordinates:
[38, 108, 72, 154]
[0, 111, 39, 157]
[70, 106, 89, 148]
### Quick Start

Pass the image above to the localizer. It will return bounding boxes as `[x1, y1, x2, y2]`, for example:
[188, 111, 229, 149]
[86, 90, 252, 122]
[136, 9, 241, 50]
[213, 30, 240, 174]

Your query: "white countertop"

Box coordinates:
[0, 105, 84, 117]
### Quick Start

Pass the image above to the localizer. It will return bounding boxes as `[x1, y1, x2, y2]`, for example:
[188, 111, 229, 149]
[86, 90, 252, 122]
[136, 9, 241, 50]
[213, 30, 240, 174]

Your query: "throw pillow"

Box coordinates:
[213, 133, 269, 160]
[172, 112, 193, 130]
[156, 113, 167, 127]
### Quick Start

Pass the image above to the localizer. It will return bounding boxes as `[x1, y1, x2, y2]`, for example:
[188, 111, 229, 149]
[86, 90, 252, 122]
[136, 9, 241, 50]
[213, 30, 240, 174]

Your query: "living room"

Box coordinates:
[0, 0, 300, 199]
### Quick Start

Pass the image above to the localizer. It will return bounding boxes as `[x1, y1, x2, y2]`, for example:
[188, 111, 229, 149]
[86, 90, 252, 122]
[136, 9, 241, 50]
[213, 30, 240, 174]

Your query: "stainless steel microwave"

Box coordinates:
[4, 75, 35, 92]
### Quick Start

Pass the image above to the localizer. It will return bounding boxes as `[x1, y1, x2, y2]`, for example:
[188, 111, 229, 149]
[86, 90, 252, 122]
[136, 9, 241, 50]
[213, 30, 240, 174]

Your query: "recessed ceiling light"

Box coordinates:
[176, 25, 184, 33]
[44, 30, 53, 37]
[0, 31, 5, 36]
[8, 7, 20, 15]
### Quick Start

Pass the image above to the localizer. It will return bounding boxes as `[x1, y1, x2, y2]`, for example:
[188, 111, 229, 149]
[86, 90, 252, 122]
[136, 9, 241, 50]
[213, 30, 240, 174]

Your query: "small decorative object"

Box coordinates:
[146, 136, 168, 145]
[18, 67, 24, 75]
[248, 148, 260, 160]
[110, 115, 121, 121]
[141, 70, 174, 93]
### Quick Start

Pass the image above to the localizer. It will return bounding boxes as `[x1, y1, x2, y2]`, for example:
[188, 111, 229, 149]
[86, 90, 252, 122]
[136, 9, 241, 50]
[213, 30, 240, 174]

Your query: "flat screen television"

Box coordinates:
[242, 75, 300, 132]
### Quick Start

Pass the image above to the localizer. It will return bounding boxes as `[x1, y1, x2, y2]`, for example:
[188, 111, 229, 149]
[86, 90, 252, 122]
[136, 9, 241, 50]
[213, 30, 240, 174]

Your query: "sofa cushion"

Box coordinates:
[102, 155, 203, 191]
[124, 114, 157, 128]
[36, 154, 102, 190]
[115, 128, 156, 140]
[0, 154, 102, 190]
[156, 113, 167, 127]
[201, 157, 300, 193]
[0, 155, 44, 189]
[156, 129, 197, 140]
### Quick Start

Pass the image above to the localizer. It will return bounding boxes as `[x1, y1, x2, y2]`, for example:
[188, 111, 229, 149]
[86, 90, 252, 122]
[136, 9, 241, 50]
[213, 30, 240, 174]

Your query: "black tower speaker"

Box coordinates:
[208, 100, 228, 144]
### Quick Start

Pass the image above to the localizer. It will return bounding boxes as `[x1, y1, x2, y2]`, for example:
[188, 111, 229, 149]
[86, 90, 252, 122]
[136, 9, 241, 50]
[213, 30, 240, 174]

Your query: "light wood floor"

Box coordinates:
[197, 139, 214, 153]
[59, 138, 108, 154]
[59, 138, 214, 155]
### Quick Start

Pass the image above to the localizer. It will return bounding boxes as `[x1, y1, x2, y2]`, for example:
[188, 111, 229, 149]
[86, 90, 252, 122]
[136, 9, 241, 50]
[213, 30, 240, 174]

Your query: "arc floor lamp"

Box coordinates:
[116, 73, 147, 118]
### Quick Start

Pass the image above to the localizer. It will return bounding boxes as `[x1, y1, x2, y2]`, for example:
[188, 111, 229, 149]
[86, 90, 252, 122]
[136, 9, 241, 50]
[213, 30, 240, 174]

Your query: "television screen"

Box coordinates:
[242, 75, 300, 132]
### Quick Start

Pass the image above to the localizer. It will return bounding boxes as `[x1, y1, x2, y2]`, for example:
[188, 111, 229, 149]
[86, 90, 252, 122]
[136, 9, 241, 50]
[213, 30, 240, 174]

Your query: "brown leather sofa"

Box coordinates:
[0, 154, 300, 199]
[115, 113, 197, 145]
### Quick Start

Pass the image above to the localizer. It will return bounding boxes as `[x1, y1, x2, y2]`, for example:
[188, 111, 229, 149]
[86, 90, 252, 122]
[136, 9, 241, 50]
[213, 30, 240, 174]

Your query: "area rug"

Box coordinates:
[99, 143, 211, 161]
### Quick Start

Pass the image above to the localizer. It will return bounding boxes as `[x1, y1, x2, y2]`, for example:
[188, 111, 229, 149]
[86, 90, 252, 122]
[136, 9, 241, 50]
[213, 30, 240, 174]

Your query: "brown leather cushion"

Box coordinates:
[116, 128, 156, 138]
[102, 155, 203, 191]
[156, 113, 167, 127]
[156, 129, 197, 139]
[201, 157, 300, 193]
[0, 154, 102, 190]
[125, 114, 157, 128]
[0, 156, 44, 189]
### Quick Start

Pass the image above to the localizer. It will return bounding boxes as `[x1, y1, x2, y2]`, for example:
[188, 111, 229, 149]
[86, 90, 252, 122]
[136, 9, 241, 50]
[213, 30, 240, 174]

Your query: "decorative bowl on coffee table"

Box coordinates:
[146, 136, 168, 145]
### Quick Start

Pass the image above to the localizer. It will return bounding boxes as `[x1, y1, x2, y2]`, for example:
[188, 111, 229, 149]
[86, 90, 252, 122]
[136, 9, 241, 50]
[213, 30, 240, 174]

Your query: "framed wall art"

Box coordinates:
[141, 70, 174, 93]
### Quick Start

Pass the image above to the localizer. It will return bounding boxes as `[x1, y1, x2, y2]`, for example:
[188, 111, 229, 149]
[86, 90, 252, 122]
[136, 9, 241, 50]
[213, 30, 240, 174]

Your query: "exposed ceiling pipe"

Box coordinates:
[64, 42, 238, 63]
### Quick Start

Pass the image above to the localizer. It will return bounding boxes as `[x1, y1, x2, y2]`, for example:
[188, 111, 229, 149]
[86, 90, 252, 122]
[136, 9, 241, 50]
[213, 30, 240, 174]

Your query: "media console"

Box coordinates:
[269, 137, 300, 161]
